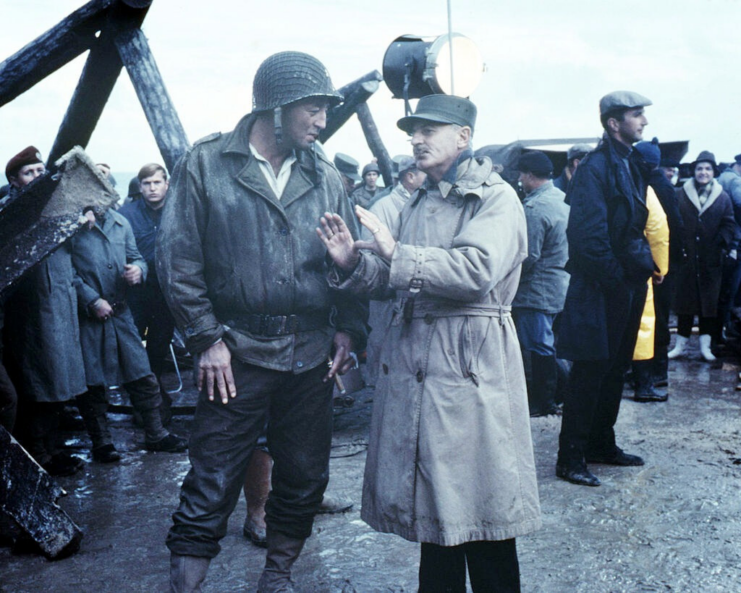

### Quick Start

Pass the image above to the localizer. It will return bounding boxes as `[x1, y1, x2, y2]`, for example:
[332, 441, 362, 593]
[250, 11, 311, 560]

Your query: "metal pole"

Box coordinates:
[447, 0, 454, 95]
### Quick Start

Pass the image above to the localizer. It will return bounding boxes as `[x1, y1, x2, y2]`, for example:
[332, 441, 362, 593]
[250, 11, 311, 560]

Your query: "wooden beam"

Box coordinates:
[48, 1, 152, 164]
[321, 70, 382, 142]
[355, 103, 393, 187]
[0, 0, 114, 108]
[47, 40, 123, 164]
[115, 28, 189, 171]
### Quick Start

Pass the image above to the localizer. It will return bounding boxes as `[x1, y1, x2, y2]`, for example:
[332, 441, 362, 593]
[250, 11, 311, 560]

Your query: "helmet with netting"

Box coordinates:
[252, 51, 343, 112]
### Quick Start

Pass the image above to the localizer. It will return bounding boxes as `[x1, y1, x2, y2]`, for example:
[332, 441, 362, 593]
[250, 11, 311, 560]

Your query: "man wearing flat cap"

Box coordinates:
[318, 93, 541, 591]
[334, 152, 361, 196]
[556, 91, 655, 487]
[513, 151, 569, 417]
[553, 143, 592, 194]
[717, 153, 741, 341]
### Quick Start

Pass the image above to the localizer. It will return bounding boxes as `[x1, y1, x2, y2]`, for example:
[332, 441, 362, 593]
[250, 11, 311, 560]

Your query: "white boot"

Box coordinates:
[699, 334, 716, 362]
[667, 335, 688, 359]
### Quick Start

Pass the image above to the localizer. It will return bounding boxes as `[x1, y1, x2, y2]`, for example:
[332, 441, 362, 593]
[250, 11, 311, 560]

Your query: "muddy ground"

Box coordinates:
[2, 336, 741, 592]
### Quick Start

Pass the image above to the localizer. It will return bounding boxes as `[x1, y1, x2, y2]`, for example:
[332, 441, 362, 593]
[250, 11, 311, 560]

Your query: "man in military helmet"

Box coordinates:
[158, 51, 367, 592]
[350, 161, 382, 208]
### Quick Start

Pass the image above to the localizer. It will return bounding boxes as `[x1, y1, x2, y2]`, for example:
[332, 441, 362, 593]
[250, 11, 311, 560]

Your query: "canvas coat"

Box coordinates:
[155, 114, 367, 367]
[673, 179, 736, 317]
[4, 244, 87, 403]
[70, 210, 151, 386]
[331, 155, 541, 546]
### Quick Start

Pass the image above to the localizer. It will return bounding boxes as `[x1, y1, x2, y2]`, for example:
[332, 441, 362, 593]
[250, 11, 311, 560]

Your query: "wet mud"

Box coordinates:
[2, 340, 741, 592]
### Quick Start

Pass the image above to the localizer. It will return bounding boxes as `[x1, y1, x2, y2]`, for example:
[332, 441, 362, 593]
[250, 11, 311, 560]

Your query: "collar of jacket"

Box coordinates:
[221, 113, 324, 200]
[413, 153, 498, 207]
[523, 180, 556, 204]
[682, 177, 723, 213]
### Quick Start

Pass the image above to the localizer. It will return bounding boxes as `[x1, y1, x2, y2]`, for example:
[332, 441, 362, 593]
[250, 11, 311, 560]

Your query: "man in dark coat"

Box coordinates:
[350, 162, 382, 208]
[70, 209, 187, 463]
[157, 51, 367, 591]
[119, 162, 176, 423]
[556, 91, 656, 487]
[3, 147, 87, 476]
[553, 143, 592, 194]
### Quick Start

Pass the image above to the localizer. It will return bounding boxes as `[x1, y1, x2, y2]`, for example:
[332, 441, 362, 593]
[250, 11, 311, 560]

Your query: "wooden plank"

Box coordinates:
[321, 70, 382, 142]
[355, 103, 393, 187]
[0, 0, 114, 107]
[47, 1, 152, 163]
[115, 28, 190, 172]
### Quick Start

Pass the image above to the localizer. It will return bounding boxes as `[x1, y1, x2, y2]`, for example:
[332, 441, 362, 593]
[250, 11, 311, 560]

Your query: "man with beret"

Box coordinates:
[319, 93, 540, 592]
[556, 91, 655, 487]
[350, 161, 382, 209]
[553, 143, 592, 194]
[333, 152, 362, 196]
[157, 51, 367, 591]
[513, 151, 569, 417]
[2, 147, 87, 476]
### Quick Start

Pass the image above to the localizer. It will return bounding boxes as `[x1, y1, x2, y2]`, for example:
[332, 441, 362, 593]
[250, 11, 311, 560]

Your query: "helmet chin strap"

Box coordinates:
[273, 106, 283, 145]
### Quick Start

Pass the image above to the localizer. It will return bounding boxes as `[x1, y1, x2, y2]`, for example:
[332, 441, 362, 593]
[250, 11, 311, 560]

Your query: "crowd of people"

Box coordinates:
[2, 48, 741, 592]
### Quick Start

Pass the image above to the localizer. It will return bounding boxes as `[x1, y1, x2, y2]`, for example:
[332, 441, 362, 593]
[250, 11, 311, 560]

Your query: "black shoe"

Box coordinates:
[92, 443, 122, 463]
[243, 517, 267, 548]
[556, 462, 601, 487]
[43, 453, 84, 476]
[530, 404, 563, 418]
[586, 447, 644, 466]
[634, 386, 668, 403]
[145, 433, 188, 453]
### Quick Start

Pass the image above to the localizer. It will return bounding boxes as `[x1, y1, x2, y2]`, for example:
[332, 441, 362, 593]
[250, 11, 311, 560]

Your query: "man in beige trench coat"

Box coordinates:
[318, 94, 541, 592]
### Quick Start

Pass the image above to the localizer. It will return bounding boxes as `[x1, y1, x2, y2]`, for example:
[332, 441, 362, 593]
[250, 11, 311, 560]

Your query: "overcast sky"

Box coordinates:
[1, 0, 740, 177]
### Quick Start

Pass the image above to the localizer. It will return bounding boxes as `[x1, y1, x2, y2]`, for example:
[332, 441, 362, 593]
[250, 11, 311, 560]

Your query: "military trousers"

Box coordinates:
[166, 360, 333, 559]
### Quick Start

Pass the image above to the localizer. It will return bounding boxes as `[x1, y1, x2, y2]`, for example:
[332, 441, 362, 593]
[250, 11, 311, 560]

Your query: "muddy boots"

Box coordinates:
[633, 360, 668, 402]
[243, 449, 272, 547]
[127, 375, 187, 453]
[528, 353, 561, 417]
[256, 530, 306, 593]
[169, 554, 210, 593]
[76, 387, 121, 463]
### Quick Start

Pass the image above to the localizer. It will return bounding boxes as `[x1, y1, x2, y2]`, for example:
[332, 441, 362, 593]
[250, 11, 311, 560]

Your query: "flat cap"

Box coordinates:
[397, 156, 417, 176]
[397, 95, 477, 134]
[334, 153, 361, 182]
[599, 90, 652, 116]
[567, 143, 593, 161]
[517, 151, 553, 177]
[6, 146, 43, 181]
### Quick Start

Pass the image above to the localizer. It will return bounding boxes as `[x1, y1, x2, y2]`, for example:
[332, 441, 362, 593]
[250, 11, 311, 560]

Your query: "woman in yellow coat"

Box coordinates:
[633, 186, 670, 401]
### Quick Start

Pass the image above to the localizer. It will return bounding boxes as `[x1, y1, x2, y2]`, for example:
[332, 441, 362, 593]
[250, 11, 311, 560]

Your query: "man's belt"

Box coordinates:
[225, 311, 332, 337]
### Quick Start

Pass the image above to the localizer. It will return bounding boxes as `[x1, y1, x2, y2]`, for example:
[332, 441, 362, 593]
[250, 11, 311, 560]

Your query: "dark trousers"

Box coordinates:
[676, 315, 715, 337]
[166, 361, 333, 559]
[716, 254, 741, 339]
[558, 283, 646, 464]
[418, 539, 520, 593]
[0, 361, 17, 433]
[129, 282, 175, 379]
[653, 274, 673, 357]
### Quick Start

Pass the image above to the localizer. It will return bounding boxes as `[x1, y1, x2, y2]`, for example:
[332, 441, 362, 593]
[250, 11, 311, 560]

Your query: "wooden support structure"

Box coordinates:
[0, 0, 187, 173]
[355, 102, 393, 187]
[322, 71, 383, 142]
[115, 28, 189, 172]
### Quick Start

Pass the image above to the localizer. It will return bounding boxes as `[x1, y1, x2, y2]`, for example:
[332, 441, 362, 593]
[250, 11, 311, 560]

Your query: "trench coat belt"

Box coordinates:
[224, 311, 331, 337]
[409, 302, 512, 319]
